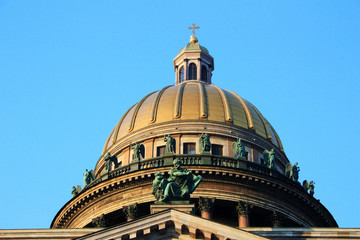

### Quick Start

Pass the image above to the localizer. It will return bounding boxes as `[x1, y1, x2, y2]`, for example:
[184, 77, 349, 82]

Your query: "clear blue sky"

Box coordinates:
[1, 1, 359, 229]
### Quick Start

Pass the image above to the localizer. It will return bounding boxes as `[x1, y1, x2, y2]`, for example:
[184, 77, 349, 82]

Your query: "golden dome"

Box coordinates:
[54, 78, 337, 229]
[52, 36, 338, 230]
[102, 81, 283, 155]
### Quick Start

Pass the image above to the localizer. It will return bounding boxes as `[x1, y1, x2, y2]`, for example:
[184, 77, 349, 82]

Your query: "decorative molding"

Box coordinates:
[227, 90, 254, 129]
[174, 83, 186, 118]
[212, 85, 232, 122]
[247, 101, 272, 140]
[198, 83, 208, 119]
[150, 85, 172, 123]
[112, 103, 136, 143]
[129, 91, 156, 132]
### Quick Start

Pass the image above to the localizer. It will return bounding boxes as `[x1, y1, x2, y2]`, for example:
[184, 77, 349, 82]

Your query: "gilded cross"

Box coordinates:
[188, 23, 200, 37]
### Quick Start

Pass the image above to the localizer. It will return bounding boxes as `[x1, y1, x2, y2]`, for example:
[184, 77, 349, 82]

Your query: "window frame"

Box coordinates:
[188, 63, 197, 80]
[179, 66, 184, 83]
[183, 142, 196, 154]
[211, 144, 223, 156]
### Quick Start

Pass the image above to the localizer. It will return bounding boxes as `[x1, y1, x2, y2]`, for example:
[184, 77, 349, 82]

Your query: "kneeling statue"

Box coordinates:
[152, 159, 202, 203]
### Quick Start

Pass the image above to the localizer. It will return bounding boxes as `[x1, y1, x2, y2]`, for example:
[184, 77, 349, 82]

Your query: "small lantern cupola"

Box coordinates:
[173, 24, 214, 85]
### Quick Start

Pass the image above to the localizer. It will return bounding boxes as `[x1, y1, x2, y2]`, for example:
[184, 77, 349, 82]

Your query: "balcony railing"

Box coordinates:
[86, 154, 289, 189]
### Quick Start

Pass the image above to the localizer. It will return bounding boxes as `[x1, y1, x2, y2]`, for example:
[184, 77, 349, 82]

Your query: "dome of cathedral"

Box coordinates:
[97, 36, 286, 178]
[102, 81, 284, 156]
[52, 35, 337, 230]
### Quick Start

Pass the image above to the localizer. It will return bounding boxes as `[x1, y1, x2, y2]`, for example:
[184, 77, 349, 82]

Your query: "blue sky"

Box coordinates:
[0, 1, 359, 229]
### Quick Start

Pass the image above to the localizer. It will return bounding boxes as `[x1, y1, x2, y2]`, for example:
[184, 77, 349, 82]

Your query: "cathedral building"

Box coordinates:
[1, 29, 359, 240]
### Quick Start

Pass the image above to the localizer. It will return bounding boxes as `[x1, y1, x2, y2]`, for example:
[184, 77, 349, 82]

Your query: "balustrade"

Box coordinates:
[93, 154, 287, 188]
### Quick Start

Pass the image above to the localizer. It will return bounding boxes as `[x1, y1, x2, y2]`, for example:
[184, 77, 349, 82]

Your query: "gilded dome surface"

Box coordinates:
[102, 81, 283, 155]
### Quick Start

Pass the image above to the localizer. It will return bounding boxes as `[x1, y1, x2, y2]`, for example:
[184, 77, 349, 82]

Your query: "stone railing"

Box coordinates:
[86, 154, 289, 189]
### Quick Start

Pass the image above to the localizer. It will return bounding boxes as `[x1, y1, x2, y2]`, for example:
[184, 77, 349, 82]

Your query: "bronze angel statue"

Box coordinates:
[71, 185, 82, 198]
[103, 152, 119, 173]
[285, 162, 300, 181]
[130, 142, 145, 161]
[164, 135, 175, 154]
[232, 138, 247, 159]
[199, 133, 211, 153]
[302, 180, 315, 196]
[83, 169, 95, 188]
[263, 148, 275, 169]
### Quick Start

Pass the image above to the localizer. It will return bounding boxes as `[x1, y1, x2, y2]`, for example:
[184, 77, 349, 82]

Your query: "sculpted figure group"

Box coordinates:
[72, 152, 119, 197]
[71, 185, 82, 198]
[71, 169, 95, 197]
[285, 162, 300, 181]
[303, 180, 315, 196]
[83, 169, 95, 188]
[152, 159, 202, 203]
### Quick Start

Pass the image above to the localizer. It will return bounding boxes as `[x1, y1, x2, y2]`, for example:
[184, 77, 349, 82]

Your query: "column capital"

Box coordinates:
[123, 203, 138, 221]
[236, 200, 252, 216]
[198, 197, 215, 212]
[91, 214, 106, 228]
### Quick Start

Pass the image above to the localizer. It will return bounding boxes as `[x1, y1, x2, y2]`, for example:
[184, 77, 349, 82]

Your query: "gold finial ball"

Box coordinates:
[190, 36, 198, 44]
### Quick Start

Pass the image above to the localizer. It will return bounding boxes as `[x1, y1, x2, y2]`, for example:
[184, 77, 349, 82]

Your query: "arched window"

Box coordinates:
[179, 66, 184, 83]
[188, 63, 197, 80]
[201, 65, 207, 82]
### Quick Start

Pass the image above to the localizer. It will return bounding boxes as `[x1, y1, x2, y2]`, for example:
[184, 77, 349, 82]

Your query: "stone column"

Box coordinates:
[236, 201, 250, 228]
[123, 203, 138, 222]
[272, 210, 283, 228]
[197, 59, 201, 81]
[198, 197, 215, 220]
[184, 59, 188, 81]
[175, 65, 178, 85]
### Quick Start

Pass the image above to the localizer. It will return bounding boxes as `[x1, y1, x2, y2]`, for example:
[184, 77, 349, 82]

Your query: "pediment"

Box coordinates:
[75, 209, 270, 240]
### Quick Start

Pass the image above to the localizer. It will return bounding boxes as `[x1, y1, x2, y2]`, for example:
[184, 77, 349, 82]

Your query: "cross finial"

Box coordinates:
[188, 23, 200, 37]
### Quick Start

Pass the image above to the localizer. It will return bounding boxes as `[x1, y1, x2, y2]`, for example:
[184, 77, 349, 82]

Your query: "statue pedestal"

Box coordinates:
[150, 202, 195, 214]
